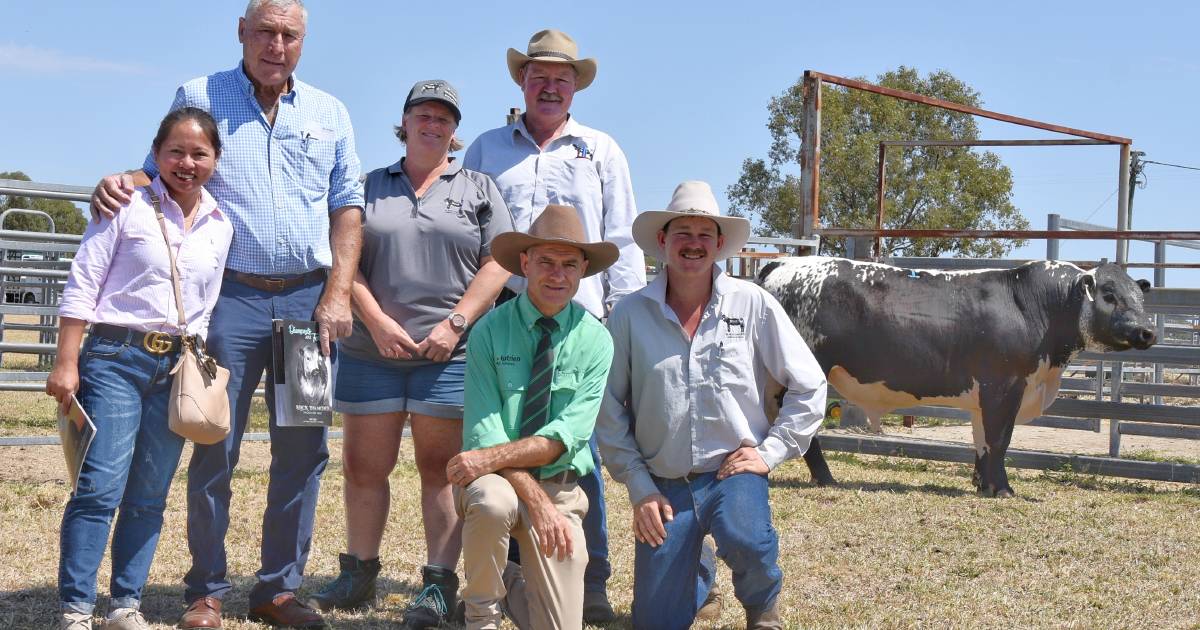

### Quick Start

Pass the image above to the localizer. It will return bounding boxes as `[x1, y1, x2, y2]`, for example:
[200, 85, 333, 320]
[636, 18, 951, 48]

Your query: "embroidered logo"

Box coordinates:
[721, 315, 746, 340]
[496, 354, 522, 367]
[445, 197, 464, 216]
[573, 142, 594, 160]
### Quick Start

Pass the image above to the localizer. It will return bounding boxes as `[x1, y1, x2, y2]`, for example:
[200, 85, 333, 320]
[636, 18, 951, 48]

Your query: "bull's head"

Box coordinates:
[1079, 263, 1156, 351]
[299, 343, 323, 376]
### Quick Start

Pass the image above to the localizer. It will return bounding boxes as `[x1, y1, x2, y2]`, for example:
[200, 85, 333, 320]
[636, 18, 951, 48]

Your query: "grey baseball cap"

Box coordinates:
[403, 79, 461, 123]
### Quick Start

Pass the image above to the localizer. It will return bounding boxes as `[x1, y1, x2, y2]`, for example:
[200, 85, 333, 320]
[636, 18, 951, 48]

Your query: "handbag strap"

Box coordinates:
[144, 187, 189, 331]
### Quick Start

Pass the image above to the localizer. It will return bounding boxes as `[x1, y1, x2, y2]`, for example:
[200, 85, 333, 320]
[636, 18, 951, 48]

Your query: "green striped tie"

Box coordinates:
[520, 316, 559, 438]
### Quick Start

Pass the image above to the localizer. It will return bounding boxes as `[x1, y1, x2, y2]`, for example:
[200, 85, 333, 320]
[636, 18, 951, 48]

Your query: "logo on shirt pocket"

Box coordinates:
[721, 315, 747, 340]
[572, 142, 594, 160]
[444, 197, 465, 217]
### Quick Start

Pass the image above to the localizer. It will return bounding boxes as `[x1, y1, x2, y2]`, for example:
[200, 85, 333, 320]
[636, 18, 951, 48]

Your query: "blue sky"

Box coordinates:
[1, 0, 1197, 283]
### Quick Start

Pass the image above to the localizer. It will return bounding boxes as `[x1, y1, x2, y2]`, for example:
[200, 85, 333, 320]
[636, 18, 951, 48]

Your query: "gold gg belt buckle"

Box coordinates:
[142, 331, 174, 354]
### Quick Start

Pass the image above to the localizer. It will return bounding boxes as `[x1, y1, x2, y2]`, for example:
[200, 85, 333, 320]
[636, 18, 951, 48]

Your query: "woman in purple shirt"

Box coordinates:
[46, 108, 233, 630]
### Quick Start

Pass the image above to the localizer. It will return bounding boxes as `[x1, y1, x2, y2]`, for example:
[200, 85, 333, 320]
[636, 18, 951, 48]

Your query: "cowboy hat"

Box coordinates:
[492, 205, 618, 277]
[506, 29, 597, 91]
[632, 181, 751, 262]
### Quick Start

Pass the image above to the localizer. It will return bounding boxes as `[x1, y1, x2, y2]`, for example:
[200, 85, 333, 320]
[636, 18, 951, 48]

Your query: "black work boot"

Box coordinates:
[401, 565, 459, 629]
[583, 590, 616, 624]
[306, 553, 381, 611]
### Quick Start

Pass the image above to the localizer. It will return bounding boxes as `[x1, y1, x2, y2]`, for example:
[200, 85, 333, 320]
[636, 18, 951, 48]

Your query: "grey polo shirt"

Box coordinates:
[339, 158, 514, 366]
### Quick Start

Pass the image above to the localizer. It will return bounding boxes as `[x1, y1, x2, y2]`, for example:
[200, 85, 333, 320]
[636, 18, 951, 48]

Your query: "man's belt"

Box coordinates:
[539, 470, 579, 484]
[223, 268, 327, 292]
[91, 323, 184, 355]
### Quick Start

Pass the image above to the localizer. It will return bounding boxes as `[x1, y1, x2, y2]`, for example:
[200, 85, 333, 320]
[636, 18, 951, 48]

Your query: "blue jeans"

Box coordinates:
[580, 434, 610, 592]
[334, 353, 466, 418]
[59, 335, 185, 613]
[632, 472, 782, 630]
[184, 276, 329, 607]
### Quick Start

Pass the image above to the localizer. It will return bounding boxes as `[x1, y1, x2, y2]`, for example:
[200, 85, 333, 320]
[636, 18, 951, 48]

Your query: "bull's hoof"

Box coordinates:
[978, 485, 1016, 498]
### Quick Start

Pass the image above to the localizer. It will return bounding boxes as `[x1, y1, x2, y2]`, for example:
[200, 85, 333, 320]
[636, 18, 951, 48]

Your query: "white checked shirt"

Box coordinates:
[59, 177, 233, 338]
[597, 266, 827, 505]
[144, 63, 364, 275]
[464, 115, 645, 318]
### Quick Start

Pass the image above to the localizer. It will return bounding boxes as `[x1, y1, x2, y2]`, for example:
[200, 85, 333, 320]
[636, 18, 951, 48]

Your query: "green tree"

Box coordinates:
[729, 66, 1028, 258]
[0, 171, 88, 235]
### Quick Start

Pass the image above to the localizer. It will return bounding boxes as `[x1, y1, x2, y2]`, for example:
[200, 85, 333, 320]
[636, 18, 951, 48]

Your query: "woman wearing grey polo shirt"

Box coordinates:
[309, 80, 513, 628]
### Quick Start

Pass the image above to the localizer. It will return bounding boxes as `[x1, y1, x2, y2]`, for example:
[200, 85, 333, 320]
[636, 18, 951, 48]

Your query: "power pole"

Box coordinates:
[1128, 150, 1146, 226]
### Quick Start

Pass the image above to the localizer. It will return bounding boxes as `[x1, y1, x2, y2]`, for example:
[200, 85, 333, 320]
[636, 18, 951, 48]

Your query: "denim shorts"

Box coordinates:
[334, 352, 465, 419]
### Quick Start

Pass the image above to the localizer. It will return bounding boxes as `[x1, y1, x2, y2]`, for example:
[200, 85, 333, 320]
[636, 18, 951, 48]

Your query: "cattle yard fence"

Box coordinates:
[1, 178, 1197, 484]
[791, 69, 1200, 266]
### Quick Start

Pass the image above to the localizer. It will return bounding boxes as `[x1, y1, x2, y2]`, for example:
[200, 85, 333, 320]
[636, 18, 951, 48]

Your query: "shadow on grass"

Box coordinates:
[771, 475, 974, 497]
[1036, 469, 1199, 497]
[0, 576, 437, 629]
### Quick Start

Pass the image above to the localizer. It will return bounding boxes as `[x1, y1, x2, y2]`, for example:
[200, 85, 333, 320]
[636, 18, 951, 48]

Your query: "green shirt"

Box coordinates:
[463, 292, 614, 477]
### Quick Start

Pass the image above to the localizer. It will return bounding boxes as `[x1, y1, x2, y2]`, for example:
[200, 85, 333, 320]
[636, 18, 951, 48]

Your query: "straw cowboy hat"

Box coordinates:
[492, 205, 619, 277]
[507, 29, 597, 91]
[632, 181, 751, 262]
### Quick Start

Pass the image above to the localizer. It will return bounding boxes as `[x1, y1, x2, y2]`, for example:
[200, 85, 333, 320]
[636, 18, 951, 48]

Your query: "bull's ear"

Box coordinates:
[1081, 274, 1096, 302]
[1137, 279, 1151, 294]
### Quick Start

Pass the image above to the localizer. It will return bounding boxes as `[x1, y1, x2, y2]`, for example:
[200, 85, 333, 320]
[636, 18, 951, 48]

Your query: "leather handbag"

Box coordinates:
[147, 188, 231, 445]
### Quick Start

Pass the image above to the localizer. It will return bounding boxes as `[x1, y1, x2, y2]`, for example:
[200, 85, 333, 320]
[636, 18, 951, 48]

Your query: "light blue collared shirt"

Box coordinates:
[144, 63, 364, 275]
[463, 115, 644, 318]
[598, 266, 827, 505]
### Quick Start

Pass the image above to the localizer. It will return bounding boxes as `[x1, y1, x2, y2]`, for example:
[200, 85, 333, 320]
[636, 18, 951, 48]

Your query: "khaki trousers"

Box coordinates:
[456, 473, 589, 630]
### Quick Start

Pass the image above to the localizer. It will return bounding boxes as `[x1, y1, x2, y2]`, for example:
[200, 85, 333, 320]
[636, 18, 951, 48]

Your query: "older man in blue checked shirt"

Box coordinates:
[89, 1, 362, 628]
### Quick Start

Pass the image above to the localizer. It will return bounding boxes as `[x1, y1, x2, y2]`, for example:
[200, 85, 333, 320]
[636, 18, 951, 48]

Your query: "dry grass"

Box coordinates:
[1, 438, 1198, 629]
[2, 312, 1198, 627]
[1, 313, 53, 371]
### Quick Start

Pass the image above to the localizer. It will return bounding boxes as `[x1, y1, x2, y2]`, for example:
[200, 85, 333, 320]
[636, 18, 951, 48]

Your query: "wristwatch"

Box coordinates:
[447, 312, 468, 333]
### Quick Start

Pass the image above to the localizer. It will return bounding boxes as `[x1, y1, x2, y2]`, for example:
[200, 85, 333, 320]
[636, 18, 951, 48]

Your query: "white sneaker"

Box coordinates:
[103, 608, 149, 630]
[59, 611, 92, 630]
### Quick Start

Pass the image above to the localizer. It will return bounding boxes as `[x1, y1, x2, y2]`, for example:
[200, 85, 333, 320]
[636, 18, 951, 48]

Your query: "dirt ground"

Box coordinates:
[0, 441, 275, 486]
[6, 422, 1196, 491]
[903, 420, 1199, 460]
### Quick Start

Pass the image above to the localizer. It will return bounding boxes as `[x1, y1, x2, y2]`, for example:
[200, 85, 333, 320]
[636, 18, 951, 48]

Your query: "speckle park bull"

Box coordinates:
[759, 257, 1156, 497]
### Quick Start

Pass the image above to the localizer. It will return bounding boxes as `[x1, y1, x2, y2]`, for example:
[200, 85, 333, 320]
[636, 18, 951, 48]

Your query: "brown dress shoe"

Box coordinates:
[180, 597, 222, 629]
[247, 593, 328, 629]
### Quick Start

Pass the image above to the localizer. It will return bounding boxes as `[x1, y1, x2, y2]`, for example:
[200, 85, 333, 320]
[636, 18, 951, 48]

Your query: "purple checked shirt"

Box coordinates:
[59, 177, 234, 338]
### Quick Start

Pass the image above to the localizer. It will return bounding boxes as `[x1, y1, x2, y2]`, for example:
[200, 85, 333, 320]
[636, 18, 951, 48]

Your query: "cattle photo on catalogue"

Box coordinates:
[759, 256, 1157, 497]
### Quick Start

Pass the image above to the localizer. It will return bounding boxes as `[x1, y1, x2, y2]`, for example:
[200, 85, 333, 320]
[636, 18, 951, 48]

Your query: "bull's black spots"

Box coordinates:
[760, 257, 1157, 495]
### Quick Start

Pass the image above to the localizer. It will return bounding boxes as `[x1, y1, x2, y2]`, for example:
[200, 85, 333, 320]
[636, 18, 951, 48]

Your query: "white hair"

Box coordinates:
[245, 0, 307, 23]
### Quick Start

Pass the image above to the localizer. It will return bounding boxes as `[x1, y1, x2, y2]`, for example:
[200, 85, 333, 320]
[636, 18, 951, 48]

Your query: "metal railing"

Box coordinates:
[2, 179, 1197, 483]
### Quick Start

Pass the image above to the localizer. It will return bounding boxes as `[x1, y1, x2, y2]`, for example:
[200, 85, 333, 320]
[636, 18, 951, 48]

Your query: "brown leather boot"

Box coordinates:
[695, 584, 723, 622]
[745, 600, 783, 630]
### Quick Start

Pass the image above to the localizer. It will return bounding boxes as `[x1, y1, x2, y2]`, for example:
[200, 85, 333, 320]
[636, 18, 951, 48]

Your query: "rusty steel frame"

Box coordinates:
[797, 70, 1140, 263]
[820, 228, 1200, 240]
[874, 138, 1118, 257]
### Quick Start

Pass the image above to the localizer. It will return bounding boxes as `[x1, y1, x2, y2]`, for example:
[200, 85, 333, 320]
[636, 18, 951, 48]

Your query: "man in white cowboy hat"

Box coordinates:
[596, 181, 827, 630]
[445, 204, 617, 630]
[463, 27, 641, 621]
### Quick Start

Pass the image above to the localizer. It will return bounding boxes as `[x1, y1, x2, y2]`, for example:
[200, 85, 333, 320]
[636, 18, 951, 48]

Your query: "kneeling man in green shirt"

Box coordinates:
[446, 204, 617, 630]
